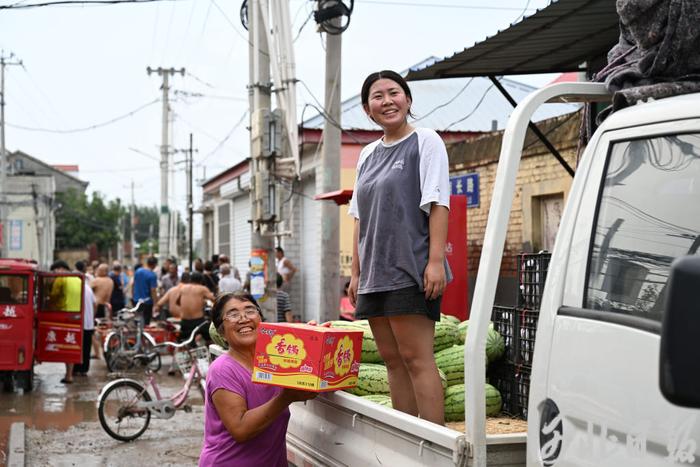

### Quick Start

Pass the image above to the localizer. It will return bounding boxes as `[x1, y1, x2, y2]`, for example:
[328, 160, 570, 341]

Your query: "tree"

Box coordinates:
[55, 189, 126, 254]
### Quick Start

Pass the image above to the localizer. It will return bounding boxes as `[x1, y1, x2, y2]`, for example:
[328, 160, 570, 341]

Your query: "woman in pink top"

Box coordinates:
[199, 291, 316, 467]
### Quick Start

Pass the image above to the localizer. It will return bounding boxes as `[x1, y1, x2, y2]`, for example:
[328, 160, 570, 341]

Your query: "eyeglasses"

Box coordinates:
[223, 307, 260, 322]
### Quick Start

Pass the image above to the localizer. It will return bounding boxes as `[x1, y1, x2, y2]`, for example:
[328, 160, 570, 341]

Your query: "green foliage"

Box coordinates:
[55, 189, 126, 253]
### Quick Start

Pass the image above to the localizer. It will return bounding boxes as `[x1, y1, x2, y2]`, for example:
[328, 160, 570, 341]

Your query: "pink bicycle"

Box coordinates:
[97, 321, 210, 442]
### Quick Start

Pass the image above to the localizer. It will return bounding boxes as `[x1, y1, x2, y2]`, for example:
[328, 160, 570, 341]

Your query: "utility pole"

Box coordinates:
[0, 51, 22, 258]
[130, 180, 136, 265]
[248, 0, 277, 322]
[318, 25, 342, 323]
[147, 66, 184, 260]
[187, 133, 194, 271]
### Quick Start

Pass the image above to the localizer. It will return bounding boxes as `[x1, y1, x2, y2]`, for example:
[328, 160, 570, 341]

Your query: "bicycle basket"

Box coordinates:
[175, 346, 210, 379]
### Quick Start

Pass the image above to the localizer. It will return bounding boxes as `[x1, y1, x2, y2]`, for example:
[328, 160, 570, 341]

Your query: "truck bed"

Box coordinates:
[287, 391, 526, 467]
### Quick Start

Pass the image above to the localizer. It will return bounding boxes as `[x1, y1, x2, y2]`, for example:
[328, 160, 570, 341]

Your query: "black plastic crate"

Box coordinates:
[512, 363, 532, 419]
[487, 360, 517, 417]
[516, 308, 539, 366]
[517, 253, 551, 309]
[491, 305, 517, 362]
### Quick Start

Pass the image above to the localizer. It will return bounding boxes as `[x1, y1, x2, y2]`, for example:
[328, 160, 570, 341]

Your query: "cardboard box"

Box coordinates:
[252, 323, 364, 392]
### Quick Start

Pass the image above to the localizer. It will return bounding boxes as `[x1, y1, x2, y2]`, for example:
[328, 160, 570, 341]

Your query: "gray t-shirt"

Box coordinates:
[349, 128, 451, 294]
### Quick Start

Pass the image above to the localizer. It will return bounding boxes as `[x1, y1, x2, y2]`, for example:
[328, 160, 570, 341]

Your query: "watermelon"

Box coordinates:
[434, 321, 460, 353]
[438, 368, 448, 392]
[361, 394, 392, 407]
[444, 383, 502, 422]
[209, 322, 228, 349]
[345, 363, 389, 396]
[329, 321, 383, 363]
[456, 321, 505, 364]
[435, 345, 465, 386]
[441, 313, 461, 325]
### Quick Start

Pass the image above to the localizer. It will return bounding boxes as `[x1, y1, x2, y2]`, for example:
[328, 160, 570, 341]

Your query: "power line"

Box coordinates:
[209, 0, 269, 57]
[355, 0, 538, 11]
[412, 78, 474, 123]
[6, 98, 159, 133]
[443, 83, 495, 131]
[512, 0, 532, 23]
[196, 109, 249, 165]
[0, 0, 185, 9]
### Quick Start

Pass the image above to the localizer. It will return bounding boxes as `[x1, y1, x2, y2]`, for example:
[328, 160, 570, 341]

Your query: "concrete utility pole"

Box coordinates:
[187, 133, 194, 270]
[0, 51, 22, 258]
[130, 180, 136, 265]
[147, 66, 184, 260]
[248, 0, 277, 322]
[318, 26, 342, 323]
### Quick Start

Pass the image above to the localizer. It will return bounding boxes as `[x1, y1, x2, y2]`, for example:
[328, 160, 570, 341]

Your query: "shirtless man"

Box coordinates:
[91, 263, 114, 320]
[154, 272, 189, 320]
[157, 272, 214, 343]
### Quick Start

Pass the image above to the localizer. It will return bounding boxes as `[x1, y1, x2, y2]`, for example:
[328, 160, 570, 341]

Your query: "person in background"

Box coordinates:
[49, 261, 82, 384]
[132, 256, 158, 325]
[218, 264, 242, 294]
[168, 271, 215, 344]
[218, 254, 240, 282]
[348, 70, 451, 425]
[72, 266, 96, 377]
[109, 263, 126, 313]
[194, 258, 205, 274]
[203, 260, 219, 295]
[339, 281, 356, 321]
[162, 263, 179, 293]
[276, 274, 293, 323]
[275, 247, 297, 290]
[91, 264, 114, 321]
[76, 261, 102, 360]
[199, 292, 316, 466]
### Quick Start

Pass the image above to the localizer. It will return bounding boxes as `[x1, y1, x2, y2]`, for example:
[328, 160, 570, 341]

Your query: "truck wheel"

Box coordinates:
[16, 370, 33, 392]
[98, 380, 151, 442]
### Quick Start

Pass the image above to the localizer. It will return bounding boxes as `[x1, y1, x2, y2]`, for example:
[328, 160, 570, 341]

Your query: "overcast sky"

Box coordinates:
[0, 0, 555, 224]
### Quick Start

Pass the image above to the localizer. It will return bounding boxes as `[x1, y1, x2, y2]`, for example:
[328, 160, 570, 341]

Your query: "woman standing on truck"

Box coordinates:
[199, 291, 316, 467]
[348, 70, 451, 425]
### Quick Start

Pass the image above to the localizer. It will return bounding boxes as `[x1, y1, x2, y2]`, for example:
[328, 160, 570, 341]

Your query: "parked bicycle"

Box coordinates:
[97, 321, 210, 442]
[102, 301, 160, 372]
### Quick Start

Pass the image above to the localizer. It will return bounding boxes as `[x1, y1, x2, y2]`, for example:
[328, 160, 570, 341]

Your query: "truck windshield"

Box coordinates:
[0, 274, 29, 305]
[586, 133, 700, 322]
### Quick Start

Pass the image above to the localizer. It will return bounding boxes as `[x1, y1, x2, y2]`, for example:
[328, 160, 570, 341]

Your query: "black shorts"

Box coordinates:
[179, 317, 210, 344]
[354, 285, 441, 322]
[96, 304, 107, 319]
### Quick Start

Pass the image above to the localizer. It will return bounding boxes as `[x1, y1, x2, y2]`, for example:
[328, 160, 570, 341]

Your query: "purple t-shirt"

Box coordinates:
[199, 353, 290, 467]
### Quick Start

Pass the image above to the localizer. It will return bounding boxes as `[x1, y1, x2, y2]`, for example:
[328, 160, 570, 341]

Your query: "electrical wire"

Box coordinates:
[197, 109, 249, 165]
[355, 0, 537, 10]
[6, 98, 160, 133]
[210, 0, 269, 57]
[314, 0, 353, 35]
[0, 0, 185, 9]
[294, 10, 314, 42]
[412, 78, 474, 123]
[511, 0, 531, 23]
[186, 71, 215, 89]
[443, 83, 495, 131]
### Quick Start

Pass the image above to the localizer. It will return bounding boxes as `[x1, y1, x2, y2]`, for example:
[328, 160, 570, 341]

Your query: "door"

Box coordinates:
[535, 121, 700, 466]
[35, 272, 84, 364]
[0, 273, 33, 370]
[233, 194, 251, 281]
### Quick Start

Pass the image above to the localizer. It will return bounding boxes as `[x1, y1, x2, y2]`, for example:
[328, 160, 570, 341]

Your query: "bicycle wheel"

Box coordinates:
[104, 333, 123, 372]
[140, 337, 162, 372]
[98, 380, 152, 442]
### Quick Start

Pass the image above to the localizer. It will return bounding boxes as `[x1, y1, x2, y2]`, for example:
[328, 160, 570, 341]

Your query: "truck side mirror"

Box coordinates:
[659, 255, 700, 407]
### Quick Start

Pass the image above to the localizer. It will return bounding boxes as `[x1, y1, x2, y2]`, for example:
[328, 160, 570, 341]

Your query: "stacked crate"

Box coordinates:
[489, 252, 550, 419]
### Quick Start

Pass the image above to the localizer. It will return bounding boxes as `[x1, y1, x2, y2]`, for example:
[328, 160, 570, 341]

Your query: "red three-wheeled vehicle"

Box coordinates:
[0, 258, 84, 392]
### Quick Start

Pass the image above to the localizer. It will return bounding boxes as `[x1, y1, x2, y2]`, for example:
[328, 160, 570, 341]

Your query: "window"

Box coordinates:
[0, 275, 29, 304]
[585, 134, 700, 322]
[39, 275, 82, 312]
[217, 203, 231, 257]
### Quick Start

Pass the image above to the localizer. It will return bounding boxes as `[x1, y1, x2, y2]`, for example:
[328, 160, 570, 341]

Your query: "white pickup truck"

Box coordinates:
[215, 81, 700, 466]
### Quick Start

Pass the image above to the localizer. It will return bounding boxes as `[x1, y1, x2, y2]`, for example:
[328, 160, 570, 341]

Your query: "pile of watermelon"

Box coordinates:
[330, 314, 506, 422]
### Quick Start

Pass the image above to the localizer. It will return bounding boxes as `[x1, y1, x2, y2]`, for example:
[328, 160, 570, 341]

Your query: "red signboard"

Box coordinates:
[442, 195, 469, 321]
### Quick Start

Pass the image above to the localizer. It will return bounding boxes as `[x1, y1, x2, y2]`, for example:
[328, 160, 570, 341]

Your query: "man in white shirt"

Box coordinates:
[218, 264, 242, 294]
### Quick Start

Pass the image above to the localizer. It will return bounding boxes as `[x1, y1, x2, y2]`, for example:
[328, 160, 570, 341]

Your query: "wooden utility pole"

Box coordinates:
[147, 66, 184, 259]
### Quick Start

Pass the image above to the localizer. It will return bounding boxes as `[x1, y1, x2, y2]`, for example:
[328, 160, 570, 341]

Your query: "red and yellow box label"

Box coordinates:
[253, 323, 363, 392]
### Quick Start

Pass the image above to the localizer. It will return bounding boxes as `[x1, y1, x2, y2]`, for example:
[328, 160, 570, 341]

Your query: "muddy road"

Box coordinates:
[1, 358, 204, 466]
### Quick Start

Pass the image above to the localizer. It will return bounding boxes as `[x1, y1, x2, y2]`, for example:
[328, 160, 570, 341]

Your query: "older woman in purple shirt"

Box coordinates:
[199, 291, 315, 467]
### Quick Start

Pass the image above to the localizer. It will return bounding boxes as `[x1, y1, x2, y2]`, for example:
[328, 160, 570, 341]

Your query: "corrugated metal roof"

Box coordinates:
[405, 0, 618, 81]
[302, 74, 577, 132]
